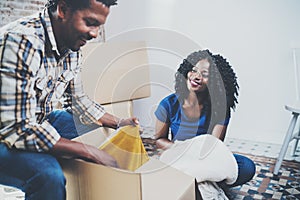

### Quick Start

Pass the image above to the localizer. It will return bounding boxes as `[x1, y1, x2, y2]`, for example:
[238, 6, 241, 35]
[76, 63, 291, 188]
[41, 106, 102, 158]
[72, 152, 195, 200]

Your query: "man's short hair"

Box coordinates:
[47, 0, 117, 12]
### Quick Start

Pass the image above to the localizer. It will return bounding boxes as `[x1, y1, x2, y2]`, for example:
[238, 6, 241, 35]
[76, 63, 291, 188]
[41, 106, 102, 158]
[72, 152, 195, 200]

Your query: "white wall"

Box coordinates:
[105, 0, 300, 144]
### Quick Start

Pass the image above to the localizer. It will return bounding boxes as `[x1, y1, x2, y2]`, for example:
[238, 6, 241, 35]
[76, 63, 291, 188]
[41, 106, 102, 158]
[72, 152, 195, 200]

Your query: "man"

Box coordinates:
[0, 0, 139, 199]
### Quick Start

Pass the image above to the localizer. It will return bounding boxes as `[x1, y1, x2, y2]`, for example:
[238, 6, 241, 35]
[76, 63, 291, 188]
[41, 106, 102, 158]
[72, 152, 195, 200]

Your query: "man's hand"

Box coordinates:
[97, 113, 140, 129]
[118, 117, 139, 127]
[50, 138, 118, 168]
[83, 145, 118, 168]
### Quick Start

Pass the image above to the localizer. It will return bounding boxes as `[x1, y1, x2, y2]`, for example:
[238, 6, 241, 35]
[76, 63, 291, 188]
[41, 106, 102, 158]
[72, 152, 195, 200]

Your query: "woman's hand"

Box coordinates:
[156, 138, 174, 150]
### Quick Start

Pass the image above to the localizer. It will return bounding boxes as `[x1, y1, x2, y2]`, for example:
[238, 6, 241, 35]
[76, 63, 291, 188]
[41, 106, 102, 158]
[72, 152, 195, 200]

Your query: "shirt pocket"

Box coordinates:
[35, 66, 56, 89]
[34, 68, 56, 101]
[53, 70, 75, 99]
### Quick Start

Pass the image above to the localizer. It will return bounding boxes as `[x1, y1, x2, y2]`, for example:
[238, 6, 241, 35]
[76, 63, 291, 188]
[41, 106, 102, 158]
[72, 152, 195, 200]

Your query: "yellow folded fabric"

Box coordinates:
[99, 125, 149, 171]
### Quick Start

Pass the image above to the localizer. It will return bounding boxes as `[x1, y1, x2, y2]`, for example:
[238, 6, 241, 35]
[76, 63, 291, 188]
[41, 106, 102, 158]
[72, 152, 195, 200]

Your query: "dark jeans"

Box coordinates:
[0, 110, 99, 200]
[46, 109, 100, 140]
[231, 154, 256, 187]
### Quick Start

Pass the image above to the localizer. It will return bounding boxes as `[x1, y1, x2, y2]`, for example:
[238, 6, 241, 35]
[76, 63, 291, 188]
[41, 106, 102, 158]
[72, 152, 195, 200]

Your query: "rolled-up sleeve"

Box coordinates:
[64, 54, 106, 125]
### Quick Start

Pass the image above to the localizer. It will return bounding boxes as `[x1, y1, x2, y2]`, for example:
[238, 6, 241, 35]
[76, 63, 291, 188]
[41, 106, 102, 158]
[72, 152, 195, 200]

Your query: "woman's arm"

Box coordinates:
[211, 124, 228, 141]
[154, 120, 173, 150]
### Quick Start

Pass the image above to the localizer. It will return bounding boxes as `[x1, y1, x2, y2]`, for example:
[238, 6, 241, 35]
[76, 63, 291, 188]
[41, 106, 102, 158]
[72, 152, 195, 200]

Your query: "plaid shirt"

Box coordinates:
[0, 9, 105, 152]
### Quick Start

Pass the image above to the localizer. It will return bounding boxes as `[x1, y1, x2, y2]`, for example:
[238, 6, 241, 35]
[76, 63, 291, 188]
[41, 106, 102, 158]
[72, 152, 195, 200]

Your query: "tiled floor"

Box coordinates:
[224, 137, 300, 162]
[1, 128, 299, 199]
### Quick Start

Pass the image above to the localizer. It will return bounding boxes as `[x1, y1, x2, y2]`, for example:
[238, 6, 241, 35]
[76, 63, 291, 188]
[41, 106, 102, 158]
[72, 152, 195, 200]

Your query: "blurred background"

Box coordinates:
[1, 0, 300, 199]
[1, 0, 300, 145]
[105, 0, 300, 145]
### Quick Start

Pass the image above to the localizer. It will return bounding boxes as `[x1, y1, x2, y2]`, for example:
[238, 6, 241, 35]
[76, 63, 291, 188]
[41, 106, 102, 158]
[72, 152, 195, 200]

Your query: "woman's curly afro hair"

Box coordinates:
[175, 49, 239, 117]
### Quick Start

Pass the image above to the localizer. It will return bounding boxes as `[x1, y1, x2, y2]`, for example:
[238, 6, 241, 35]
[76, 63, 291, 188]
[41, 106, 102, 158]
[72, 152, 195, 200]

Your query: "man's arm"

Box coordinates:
[66, 62, 139, 129]
[50, 137, 118, 167]
[97, 112, 139, 129]
[0, 32, 66, 151]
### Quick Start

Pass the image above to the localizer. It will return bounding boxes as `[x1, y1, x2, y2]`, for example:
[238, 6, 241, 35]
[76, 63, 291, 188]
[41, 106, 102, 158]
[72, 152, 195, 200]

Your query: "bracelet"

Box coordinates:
[117, 118, 123, 129]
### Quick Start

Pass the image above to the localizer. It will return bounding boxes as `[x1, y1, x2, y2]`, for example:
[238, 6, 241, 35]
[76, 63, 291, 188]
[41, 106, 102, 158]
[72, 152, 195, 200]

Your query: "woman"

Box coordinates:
[154, 50, 255, 187]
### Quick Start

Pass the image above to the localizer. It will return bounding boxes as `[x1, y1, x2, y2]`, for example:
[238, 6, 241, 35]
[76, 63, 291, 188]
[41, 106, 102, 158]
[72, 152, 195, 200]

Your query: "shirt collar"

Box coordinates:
[41, 8, 67, 57]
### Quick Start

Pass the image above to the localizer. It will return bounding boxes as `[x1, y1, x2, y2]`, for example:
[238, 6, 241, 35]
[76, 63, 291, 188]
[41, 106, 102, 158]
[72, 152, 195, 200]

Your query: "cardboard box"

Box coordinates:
[59, 41, 195, 199]
[59, 130, 196, 200]
[81, 41, 151, 104]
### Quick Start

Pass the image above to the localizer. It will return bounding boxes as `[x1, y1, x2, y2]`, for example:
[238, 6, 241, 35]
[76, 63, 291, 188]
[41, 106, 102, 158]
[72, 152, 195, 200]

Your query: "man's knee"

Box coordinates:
[43, 165, 66, 186]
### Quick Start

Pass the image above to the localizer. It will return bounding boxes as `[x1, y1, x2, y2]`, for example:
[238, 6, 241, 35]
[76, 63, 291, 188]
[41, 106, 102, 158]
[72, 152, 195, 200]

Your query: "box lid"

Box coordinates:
[81, 41, 151, 104]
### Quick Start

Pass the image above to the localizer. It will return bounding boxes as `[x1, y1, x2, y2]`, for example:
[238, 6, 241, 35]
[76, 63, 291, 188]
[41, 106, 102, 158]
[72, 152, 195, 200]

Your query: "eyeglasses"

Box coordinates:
[190, 67, 209, 78]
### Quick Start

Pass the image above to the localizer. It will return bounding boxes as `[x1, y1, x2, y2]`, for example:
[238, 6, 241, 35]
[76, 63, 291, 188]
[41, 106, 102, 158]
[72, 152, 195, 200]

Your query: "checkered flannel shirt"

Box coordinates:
[0, 8, 105, 152]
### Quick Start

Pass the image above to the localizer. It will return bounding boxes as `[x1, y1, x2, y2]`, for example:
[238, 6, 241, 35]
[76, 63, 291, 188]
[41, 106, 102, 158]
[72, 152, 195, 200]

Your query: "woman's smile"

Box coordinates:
[189, 78, 202, 87]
